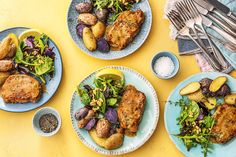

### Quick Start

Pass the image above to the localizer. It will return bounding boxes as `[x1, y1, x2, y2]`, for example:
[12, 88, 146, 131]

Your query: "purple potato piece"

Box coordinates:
[76, 24, 86, 37]
[97, 38, 110, 52]
[199, 78, 213, 88]
[84, 118, 97, 131]
[216, 84, 231, 97]
[75, 107, 89, 120]
[75, 2, 93, 14]
[105, 108, 118, 124]
[95, 9, 109, 22]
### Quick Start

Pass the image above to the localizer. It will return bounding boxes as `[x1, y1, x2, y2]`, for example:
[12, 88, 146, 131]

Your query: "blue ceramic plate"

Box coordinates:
[164, 72, 236, 157]
[70, 66, 159, 155]
[67, 0, 152, 60]
[0, 27, 63, 112]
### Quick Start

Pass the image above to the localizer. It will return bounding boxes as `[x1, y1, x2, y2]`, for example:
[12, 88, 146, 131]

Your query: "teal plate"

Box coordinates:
[0, 27, 63, 112]
[70, 66, 159, 155]
[164, 72, 236, 157]
[67, 0, 152, 60]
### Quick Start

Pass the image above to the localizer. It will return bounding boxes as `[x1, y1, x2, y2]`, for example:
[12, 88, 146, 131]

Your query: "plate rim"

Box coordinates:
[66, 0, 153, 60]
[70, 65, 159, 155]
[0, 26, 63, 113]
[164, 71, 236, 157]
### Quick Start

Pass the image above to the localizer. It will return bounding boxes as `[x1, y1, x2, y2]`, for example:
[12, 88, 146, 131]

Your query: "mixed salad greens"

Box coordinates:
[93, 0, 138, 22]
[77, 76, 125, 114]
[173, 98, 215, 157]
[14, 34, 55, 84]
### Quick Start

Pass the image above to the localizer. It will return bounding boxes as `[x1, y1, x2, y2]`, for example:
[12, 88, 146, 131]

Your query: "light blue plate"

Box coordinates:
[70, 66, 159, 155]
[164, 72, 236, 157]
[67, 0, 152, 60]
[0, 27, 63, 112]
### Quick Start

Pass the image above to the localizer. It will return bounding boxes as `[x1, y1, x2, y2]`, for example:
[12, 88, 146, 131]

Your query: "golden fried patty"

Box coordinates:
[105, 10, 145, 50]
[117, 85, 146, 136]
[211, 104, 236, 144]
[1, 74, 41, 103]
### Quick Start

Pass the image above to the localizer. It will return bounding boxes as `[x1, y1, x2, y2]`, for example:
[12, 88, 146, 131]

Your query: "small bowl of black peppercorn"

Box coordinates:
[32, 107, 61, 137]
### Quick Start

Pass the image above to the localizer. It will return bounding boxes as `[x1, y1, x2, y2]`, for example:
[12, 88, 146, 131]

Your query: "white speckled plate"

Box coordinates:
[67, 0, 152, 60]
[70, 66, 159, 155]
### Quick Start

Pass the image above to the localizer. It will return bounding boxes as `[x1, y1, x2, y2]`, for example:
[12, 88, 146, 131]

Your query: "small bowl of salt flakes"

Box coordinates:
[151, 51, 179, 79]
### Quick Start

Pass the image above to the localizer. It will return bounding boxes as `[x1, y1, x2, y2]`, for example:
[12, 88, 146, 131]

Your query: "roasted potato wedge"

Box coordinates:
[187, 89, 206, 102]
[91, 21, 106, 39]
[224, 94, 236, 105]
[82, 27, 97, 51]
[203, 97, 217, 110]
[0, 37, 16, 59]
[89, 129, 124, 150]
[209, 76, 227, 93]
[78, 13, 97, 26]
[104, 133, 123, 150]
[180, 82, 201, 96]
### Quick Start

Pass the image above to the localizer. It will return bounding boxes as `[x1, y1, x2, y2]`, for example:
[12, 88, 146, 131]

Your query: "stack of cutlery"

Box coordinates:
[166, 0, 236, 72]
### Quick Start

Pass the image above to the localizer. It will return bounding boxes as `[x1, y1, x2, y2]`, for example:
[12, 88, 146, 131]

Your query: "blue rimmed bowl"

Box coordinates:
[151, 51, 179, 79]
[32, 107, 62, 137]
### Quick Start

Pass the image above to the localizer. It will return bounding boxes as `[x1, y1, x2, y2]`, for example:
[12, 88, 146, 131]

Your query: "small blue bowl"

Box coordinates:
[151, 51, 180, 79]
[32, 107, 61, 137]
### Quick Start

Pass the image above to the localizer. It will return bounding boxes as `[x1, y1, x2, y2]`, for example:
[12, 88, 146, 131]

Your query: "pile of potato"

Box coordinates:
[179, 76, 236, 110]
[75, 2, 110, 52]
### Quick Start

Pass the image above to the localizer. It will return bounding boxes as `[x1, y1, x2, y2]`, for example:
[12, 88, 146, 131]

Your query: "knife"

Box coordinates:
[207, 0, 236, 22]
[194, 0, 236, 30]
[194, 2, 236, 37]
[202, 15, 236, 45]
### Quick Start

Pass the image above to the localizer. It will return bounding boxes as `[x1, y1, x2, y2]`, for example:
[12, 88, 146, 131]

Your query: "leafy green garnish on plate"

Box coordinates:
[93, 0, 135, 22]
[174, 98, 215, 157]
[14, 34, 55, 84]
[77, 76, 125, 114]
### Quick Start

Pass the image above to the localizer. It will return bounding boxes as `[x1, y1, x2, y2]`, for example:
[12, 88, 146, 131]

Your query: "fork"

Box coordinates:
[185, 0, 229, 69]
[167, 10, 221, 71]
[175, 0, 223, 71]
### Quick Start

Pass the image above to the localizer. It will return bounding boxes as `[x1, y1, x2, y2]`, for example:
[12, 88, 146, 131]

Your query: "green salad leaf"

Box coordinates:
[174, 98, 215, 157]
[77, 88, 91, 105]
[34, 56, 54, 75]
[14, 34, 55, 84]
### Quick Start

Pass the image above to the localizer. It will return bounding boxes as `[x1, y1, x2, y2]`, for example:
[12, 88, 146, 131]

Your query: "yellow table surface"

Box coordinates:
[0, 0, 235, 157]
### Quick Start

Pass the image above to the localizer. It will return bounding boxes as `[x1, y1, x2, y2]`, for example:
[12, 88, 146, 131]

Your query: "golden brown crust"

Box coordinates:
[0, 37, 16, 59]
[105, 10, 145, 50]
[1, 74, 42, 103]
[210, 104, 236, 144]
[117, 85, 146, 136]
[0, 60, 14, 72]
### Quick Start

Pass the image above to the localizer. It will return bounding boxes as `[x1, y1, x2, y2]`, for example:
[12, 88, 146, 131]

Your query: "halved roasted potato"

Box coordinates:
[187, 89, 206, 102]
[203, 97, 217, 110]
[209, 76, 227, 93]
[224, 94, 236, 105]
[89, 129, 124, 150]
[180, 82, 201, 96]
